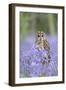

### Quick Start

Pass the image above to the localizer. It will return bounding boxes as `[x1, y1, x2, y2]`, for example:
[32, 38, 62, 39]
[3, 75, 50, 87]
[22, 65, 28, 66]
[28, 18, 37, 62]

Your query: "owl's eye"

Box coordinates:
[38, 35, 40, 37]
[42, 35, 43, 37]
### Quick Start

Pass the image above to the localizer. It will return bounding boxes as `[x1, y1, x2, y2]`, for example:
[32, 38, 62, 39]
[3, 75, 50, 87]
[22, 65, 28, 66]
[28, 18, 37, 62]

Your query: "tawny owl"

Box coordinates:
[35, 31, 50, 53]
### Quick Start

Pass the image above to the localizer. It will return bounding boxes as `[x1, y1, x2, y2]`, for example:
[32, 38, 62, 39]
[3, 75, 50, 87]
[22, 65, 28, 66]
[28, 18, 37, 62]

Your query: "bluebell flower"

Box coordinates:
[20, 35, 58, 77]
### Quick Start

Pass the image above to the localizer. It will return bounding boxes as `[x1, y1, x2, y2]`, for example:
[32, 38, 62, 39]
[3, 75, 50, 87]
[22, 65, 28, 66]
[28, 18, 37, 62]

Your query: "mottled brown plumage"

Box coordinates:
[43, 39, 50, 51]
[35, 31, 50, 52]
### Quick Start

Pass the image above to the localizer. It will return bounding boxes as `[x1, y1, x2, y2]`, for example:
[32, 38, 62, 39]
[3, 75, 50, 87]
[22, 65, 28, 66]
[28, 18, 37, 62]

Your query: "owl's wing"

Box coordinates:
[44, 39, 50, 51]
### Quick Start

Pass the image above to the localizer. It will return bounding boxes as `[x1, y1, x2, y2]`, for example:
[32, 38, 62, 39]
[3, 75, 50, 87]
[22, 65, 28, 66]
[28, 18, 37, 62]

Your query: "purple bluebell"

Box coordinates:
[20, 35, 58, 77]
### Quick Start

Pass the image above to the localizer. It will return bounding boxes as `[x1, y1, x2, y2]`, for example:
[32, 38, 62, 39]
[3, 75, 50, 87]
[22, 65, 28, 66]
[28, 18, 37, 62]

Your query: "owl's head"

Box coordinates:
[36, 31, 46, 40]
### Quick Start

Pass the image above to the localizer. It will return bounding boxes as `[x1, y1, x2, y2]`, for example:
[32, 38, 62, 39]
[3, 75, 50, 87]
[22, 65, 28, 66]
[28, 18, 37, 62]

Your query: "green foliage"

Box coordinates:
[20, 12, 57, 40]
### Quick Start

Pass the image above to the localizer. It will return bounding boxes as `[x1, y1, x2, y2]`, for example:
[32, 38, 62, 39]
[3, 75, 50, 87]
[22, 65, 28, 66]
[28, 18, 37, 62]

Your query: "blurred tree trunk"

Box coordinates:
[48, 14, 55, 36]
[31, 13, 36, 33]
